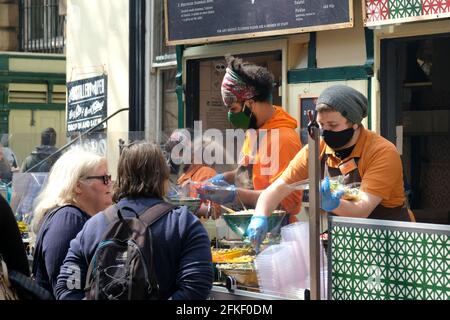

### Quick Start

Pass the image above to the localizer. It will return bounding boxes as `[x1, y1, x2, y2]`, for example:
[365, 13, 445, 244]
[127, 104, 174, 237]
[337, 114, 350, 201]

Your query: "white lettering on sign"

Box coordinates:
[68, 78, 105, 103]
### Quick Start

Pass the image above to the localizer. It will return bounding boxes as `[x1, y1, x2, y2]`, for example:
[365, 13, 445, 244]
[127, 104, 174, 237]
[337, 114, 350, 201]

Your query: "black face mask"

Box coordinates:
[248, 111, 258, 130]
[322, 127, 355, 149]
[169, 158, 180, 175]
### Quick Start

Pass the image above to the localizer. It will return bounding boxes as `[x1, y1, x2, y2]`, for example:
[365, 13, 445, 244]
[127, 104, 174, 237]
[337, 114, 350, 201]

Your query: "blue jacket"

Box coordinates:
[55, 197, 213, 300]
[33, 205, 90, 296]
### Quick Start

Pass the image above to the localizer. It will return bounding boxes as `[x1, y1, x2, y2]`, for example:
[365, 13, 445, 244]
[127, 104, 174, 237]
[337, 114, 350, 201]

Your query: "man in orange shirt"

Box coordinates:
[197, 55, 302, 223]
[247, 84, 412, 248]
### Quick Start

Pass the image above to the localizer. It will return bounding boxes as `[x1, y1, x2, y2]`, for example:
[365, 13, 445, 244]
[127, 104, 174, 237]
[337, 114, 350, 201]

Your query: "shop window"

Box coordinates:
[19, 0, 65, 53]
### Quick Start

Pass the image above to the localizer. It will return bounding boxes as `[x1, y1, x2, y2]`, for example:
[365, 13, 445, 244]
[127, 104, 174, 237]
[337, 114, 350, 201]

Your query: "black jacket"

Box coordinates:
[0, 194, 30, 276]
[21, 145, 59, 173]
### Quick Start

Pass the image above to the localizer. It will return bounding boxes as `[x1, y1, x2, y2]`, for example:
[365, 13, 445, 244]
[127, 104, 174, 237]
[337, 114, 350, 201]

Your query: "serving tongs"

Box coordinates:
[220, 205, 236, 214]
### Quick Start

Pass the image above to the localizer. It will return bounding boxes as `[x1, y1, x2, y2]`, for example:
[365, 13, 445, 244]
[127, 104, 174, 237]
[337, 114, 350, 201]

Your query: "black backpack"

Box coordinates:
[85, 202, 174, 300]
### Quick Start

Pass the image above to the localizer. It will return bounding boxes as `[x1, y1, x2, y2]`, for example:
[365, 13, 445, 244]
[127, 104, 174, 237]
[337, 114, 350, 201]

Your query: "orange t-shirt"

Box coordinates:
[241, 106, 303, 220]
[281, 127, 405, 208]
[177, 164, 217, 197]
[177, 164, 220, 216]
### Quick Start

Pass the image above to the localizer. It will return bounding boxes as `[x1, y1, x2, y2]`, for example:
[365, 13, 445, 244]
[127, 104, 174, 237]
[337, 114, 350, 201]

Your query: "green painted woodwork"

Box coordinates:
[0, 53, 65, 61]
[0, 71, 65, 84]
[288, 66, 370, 83]
[308, 32, 317, 69]
[0, 110, 9, 135]
[176, 45, 185, 129]
[0, 55, 8, 71]
[329, 217, 450, 300]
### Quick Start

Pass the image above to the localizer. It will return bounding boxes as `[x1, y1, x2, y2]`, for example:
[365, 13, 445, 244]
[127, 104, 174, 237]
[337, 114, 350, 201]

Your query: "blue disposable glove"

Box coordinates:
[197, 184, 236, 204]
[207, 174, 228, 186]
[246, 216, 268, 254]
[320, 176, 344, 212]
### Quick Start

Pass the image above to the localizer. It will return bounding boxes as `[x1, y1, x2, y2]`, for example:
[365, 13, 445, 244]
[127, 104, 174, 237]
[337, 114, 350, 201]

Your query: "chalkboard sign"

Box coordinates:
[299, 95, 318, 145]
[165, 0, 353, 45]
[67, 75, 107, 134]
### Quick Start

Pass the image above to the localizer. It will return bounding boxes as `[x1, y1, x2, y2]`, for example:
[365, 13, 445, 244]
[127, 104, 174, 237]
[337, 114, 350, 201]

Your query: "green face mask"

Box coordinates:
[227, 105, 257, 129]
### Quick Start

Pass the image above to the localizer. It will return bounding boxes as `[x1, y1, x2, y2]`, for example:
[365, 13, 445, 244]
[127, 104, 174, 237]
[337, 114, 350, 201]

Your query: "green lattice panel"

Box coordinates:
[389, 0, 423, 19]
[329, 218, 450, 300]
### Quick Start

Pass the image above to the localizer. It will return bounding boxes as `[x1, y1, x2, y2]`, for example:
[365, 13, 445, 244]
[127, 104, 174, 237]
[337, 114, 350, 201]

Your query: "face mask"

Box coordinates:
[227, 104, 257, 129]
[322, 127, 355, 149]
[169, 158, 180, 175]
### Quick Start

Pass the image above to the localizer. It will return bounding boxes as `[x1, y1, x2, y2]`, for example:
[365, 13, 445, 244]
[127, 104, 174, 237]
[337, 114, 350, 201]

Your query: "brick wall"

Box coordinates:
[0, 0, 19, 51]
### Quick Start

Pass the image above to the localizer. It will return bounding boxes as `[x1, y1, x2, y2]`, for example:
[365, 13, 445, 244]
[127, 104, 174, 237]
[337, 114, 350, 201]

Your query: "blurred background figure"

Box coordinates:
[1, 134, 19, 171]
[0, 144, 13, 184]
[21, 127, 59, 173]
[165, 128, 220, 218]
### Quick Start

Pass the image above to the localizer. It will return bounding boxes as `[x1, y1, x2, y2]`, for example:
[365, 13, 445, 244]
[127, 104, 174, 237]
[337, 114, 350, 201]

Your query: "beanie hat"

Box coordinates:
[316, 85, 368, 124]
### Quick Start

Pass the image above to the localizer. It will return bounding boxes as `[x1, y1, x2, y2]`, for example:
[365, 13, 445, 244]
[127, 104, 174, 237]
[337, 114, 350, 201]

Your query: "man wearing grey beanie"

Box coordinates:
[247, 84, 413, 251]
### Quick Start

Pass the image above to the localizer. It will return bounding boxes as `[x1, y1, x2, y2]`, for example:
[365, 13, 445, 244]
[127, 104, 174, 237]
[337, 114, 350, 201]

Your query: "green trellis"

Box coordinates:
[328, 217, 450, 300]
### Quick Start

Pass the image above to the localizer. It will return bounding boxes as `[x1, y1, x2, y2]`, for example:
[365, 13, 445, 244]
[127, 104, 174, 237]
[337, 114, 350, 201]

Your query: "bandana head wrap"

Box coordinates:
[221, 68, 258, 107]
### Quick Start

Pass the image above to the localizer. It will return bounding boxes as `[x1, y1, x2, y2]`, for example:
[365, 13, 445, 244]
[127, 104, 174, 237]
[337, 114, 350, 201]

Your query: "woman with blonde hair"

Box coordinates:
[31, 147, 112, 297]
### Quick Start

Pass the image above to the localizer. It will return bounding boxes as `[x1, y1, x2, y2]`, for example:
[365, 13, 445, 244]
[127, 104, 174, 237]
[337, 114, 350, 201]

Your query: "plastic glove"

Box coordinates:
[246, 216, 268, 254]
[167, 189, 178, 197]
[197, 184, 236, 204]
[206, 174, 228, 186]
[320, 176, 344, 212]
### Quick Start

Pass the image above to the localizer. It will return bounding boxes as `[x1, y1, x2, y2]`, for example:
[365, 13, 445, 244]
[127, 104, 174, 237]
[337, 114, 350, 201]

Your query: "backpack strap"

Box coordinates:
[32, 204, 85, 278]
[139, 202, 175, 227]
[102, 202, 175, 226]
[103, 205, 120, 224]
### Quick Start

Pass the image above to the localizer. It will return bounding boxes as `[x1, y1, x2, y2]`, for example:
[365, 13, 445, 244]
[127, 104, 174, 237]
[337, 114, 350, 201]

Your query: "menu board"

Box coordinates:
[67, 75, 107, 134]
[165, 0, 353, 45]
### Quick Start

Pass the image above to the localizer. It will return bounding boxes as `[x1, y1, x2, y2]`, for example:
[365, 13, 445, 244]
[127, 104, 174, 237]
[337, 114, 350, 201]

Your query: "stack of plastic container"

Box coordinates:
[255, 222, 328, 299]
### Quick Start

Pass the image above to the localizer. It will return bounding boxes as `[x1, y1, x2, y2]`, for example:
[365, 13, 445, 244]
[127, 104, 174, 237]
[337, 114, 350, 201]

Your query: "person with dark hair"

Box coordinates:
[55, 141, 213, 300]
[248, 85, 413, 250]
[21, 127, 59, 173]
[0, 194, 30, 277]
[197, 55, 302, 223]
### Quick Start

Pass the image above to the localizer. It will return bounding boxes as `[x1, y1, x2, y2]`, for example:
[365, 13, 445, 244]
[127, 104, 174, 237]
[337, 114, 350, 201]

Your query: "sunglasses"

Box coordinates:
[85, 174, 112, 185]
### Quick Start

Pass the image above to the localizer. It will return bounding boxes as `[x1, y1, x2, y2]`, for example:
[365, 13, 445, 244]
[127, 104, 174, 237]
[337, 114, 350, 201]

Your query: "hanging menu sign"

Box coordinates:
[67, 75, 107, 134]
[165, 0, 354, 45]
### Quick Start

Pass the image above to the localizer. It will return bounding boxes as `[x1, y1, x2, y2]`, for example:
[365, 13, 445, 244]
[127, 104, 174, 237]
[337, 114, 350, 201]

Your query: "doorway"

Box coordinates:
[381, 34, 450, 224]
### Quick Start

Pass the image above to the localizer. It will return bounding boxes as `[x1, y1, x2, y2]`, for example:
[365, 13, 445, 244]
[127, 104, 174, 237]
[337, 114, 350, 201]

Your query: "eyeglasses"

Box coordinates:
[84, 174, 112, 185]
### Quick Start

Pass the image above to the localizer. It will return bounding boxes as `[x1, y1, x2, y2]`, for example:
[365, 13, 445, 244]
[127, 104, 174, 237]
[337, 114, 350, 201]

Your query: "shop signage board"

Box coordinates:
[165, 0, 354, 45]
[298, 95, 318, 145]
[67, 75, 107, 134]
[328, 216, 450, 300]
[364, 0, 450, 27]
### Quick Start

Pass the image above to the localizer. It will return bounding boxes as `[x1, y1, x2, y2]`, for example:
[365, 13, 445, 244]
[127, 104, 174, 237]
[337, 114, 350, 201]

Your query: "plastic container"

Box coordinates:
[255, 242, 306, 298]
